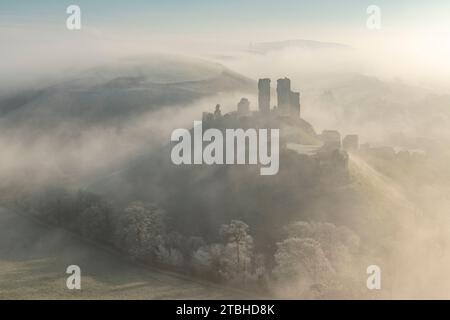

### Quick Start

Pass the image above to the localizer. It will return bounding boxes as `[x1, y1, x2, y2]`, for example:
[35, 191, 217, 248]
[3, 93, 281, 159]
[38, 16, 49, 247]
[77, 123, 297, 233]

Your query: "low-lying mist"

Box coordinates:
[1, 40, 450, 299]
[0, 90, 251, 190]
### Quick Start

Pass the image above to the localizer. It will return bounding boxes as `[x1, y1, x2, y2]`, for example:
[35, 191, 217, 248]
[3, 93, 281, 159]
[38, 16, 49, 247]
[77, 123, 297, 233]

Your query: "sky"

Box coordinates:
[1, 1, 450, 37]
[0, 1, 450, 90]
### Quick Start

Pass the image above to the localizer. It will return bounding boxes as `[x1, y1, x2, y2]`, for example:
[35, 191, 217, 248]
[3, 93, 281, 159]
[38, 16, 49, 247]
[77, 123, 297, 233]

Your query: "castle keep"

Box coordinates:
[258, 79, 271, 114]
[276, 77, 300, 117]
[257, 77, 301, 117]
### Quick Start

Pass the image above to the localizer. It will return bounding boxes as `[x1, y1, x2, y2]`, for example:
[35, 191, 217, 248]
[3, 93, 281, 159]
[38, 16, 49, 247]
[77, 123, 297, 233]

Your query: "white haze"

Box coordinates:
[2, 23, 450, 299]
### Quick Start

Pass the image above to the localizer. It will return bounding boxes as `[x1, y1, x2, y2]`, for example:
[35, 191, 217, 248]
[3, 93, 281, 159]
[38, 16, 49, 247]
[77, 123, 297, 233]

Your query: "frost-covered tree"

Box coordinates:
[156, 242, 184, 267]
[34, 187, 75, 225]
[114, 202, 166, 260]
[273, 238, 335, 298]
[79, 200, 112, 242]
[192, 243, 225, 274]
[219, 220, 255, 284]
[285, 221, 360, 273]
[191, 220, 263, 285]
[220, 220, 253, 268]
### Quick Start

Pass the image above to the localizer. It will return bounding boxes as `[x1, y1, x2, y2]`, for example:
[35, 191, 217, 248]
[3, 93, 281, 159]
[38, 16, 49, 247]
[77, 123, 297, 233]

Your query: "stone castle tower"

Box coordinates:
[258, 78, 271, 114]
[258, 78, 300, 117]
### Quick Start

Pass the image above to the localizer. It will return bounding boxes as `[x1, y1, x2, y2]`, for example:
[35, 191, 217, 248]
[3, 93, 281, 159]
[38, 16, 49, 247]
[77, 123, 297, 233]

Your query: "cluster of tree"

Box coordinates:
[272, 221, 363, 298]
[191, 220, 265, 286]
[17, 189, 265, 287]
[16, 188, 365, 296]
[24, 188, 113, 242]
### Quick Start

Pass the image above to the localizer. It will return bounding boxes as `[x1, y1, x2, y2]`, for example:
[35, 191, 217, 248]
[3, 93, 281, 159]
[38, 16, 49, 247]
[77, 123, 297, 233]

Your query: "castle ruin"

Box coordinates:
[276, 77, 300, 117]
[258, 79, 271, 114]
[203, 77, 302, 121]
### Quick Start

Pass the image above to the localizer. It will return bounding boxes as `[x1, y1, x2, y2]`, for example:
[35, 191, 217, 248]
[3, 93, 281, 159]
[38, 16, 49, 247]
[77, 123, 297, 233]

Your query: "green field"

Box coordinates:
[0, 207, 248, 300]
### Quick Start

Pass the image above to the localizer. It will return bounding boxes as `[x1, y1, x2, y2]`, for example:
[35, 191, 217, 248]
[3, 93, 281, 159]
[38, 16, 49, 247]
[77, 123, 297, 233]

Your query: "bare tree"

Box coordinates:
[220, 220, 254, 284]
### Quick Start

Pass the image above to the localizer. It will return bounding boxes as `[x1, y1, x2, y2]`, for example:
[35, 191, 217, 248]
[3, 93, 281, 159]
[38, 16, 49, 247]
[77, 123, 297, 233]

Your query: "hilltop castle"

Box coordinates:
[202, 77, 358, 156]
[203, 77, 301, 122]
[196, 77, 358, 183]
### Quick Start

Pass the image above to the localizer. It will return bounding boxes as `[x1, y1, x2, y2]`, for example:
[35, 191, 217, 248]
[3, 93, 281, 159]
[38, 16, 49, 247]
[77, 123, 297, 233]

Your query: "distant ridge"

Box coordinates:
[249, 39, 352, 54]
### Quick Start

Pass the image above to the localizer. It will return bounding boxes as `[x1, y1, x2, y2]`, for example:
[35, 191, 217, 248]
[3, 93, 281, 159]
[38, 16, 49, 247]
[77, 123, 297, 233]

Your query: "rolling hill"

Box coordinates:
[0, 54, 255, 133]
